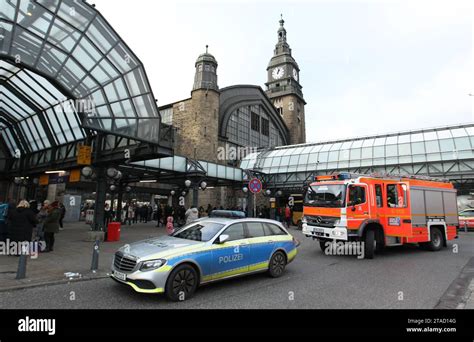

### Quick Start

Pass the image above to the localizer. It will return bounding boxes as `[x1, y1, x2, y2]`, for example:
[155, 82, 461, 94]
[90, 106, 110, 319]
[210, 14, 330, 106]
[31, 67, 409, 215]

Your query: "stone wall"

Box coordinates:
[172, 89, 220, 162]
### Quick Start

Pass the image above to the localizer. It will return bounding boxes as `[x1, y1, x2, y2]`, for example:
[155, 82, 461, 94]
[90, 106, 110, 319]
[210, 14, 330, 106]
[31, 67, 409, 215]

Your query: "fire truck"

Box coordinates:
[301, 173, 459, 259]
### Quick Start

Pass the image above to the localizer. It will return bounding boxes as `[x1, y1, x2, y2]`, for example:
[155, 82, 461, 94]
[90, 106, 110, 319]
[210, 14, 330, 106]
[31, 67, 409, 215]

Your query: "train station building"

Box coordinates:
[0, 0, 473, 229]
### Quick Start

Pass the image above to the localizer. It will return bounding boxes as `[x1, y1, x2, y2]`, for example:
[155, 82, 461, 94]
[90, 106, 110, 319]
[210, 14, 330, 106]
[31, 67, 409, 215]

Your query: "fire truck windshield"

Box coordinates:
[304, 184, 346, 208]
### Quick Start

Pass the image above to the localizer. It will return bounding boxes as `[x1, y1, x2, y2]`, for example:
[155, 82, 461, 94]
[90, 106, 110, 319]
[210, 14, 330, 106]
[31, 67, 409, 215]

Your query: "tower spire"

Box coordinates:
[277, 14, 287, 44]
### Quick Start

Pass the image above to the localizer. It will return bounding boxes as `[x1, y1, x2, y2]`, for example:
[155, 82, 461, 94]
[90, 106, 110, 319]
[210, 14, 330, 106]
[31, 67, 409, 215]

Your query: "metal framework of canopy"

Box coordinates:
[130, 156, 244, 184]
[0, 0, 161, 163]
[241, 124, 474, 192]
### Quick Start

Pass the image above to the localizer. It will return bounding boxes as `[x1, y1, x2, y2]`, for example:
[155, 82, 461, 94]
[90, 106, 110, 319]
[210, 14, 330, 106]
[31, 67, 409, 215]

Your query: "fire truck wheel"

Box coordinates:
[297, 220, 302, 230]
[426, 227, 444, 252]
[363, 229, 375, 259]
[319, 239, 329, 253]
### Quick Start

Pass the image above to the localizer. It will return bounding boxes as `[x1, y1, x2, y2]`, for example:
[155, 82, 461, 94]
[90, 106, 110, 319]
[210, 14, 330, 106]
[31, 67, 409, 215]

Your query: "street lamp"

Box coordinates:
[184, 179, 192, 188]
[265, 189, 272, 196]
[200, 181, 207, 190]
[109, 185, 117, 192]
[242, 186, 248, 193]
[170, 190, 176, 196]
[81, 166, 93, 178]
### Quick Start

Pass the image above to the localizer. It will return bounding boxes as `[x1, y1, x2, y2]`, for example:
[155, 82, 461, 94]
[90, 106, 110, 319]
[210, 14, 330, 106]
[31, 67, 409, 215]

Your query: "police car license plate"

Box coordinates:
[113, 270, 127, 281]
[313, 228, 324, 234]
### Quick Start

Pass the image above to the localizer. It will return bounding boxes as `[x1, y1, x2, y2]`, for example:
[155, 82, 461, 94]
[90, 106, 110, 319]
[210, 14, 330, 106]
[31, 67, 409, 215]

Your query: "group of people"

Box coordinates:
[0, 199, 66, 254]
[257, 205, 293, 228]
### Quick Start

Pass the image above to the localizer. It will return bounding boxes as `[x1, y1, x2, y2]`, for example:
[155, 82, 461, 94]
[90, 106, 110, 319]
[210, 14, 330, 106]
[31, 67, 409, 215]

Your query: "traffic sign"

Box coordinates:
[249, 178, 262, 194]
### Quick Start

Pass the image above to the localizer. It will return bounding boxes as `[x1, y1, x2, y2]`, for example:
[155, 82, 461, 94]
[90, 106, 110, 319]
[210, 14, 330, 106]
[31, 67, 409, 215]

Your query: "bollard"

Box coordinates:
[465, 221, 468, 233]
[90, 239, 100, 272]
[15, 245, 28, 280]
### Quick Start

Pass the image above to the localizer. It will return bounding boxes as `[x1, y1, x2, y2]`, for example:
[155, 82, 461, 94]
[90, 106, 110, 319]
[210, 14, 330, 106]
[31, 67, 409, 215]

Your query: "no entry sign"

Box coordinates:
[249, 178, 262, 194]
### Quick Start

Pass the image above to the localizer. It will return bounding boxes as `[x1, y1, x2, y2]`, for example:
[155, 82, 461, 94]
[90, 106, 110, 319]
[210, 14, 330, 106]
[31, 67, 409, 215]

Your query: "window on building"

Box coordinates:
[251, 111, 260, 132]
[261, 118, 269, 136]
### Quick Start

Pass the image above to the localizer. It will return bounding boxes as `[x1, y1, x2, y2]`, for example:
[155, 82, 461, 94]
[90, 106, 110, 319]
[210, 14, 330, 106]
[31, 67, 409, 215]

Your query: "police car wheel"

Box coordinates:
[165, 265, 198, 302]
[268, 251, 286, 278]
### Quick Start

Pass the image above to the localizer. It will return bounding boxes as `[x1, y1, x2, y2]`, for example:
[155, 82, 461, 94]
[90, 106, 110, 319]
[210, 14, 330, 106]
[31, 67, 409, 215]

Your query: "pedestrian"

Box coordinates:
[59, 203, 66, 230]
[285, 205, 292, 229]
[185, 207, 199, 224]
[36, 201, 49, 243]
[0, 200, 9, 242]
[166, 216, 174, 235]
[104, 203, 111, 227]
[43, 201, 61, 253]
[127, 204, 135, 226]
[7, 200, 38, 255]
[156, 204, 162, 228]
[275, 206, 281, 222]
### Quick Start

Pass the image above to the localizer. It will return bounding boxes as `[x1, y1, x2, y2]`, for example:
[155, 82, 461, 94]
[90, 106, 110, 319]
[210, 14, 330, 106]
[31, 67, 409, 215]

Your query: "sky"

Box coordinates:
[92, 0, 473, 143]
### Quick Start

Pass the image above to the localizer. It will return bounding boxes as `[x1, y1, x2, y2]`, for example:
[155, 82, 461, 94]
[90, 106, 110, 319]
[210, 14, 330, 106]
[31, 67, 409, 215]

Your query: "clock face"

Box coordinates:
[293, 68, 298, 81]
[272, 66, 285, 80]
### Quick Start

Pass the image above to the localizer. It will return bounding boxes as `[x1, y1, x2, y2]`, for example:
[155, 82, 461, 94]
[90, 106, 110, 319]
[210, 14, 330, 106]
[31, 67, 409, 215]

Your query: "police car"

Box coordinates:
[111, 218, 299, 301]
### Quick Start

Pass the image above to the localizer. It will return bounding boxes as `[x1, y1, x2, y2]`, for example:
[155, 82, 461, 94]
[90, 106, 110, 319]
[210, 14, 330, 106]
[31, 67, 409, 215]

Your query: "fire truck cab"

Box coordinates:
[301, 173, 459, 259]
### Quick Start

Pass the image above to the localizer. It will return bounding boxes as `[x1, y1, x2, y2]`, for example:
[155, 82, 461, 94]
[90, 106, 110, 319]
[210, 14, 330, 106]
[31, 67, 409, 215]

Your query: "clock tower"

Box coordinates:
[265, 16, 306, 144]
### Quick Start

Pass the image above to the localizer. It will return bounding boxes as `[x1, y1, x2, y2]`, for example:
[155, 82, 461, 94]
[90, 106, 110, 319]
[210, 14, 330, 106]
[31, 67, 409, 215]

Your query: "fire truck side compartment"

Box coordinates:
[410, 186, 458, 227]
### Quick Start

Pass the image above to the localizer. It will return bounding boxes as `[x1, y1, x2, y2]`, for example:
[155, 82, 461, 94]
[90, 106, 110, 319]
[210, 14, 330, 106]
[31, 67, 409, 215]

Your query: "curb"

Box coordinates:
[0, 273, 110, 293]
[435, 256, 474, 309]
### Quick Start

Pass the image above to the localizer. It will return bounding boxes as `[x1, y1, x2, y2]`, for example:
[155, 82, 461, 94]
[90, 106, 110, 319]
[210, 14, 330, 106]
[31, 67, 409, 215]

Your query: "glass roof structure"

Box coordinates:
[241, 124, 474, 187]
[0, 0, 161, 158]
[132, 156, 244, 182]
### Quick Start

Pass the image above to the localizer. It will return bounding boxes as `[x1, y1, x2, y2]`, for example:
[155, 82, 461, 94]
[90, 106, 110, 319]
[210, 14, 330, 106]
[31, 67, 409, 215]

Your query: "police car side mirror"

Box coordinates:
[217, 234, 229, 244]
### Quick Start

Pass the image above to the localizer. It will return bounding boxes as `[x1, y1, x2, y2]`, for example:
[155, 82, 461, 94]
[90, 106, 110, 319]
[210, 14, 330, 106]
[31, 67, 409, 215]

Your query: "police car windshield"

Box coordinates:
[172, 222, 225, 242]
[305, 184, 346, 208]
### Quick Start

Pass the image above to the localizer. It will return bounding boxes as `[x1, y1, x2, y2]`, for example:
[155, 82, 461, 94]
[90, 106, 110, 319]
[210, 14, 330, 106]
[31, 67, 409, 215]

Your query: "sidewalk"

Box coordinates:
[0, 221, 167, 292]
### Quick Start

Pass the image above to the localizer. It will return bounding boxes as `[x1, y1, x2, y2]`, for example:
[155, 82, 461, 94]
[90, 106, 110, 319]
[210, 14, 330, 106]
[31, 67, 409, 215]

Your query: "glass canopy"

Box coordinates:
[0, 0, 161, 157]
[132, 156, 244, 182]
[240, 124, 474, 175]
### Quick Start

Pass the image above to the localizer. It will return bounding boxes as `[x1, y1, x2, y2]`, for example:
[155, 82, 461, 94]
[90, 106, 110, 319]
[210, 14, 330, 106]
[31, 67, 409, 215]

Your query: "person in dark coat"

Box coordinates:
[7, 200, 38, 254]
[0, 200, 9, 242]
[59, 203, 66, 229]
[155, 204, 162, 228]
[43, 201, 61, 252]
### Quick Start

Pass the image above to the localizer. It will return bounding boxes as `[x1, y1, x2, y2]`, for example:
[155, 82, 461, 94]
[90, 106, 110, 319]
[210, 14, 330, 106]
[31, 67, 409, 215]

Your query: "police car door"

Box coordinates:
[246, 222, 275, 270]
[211, 223, 250, 280]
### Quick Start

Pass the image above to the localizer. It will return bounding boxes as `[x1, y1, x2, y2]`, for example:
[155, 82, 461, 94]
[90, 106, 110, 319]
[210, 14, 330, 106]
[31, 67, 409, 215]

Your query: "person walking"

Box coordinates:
[156, 204, 162, 228]
[59, 203, 66, 231]
[185, 207, 199, 224]
[43, 201, 61, 252]
[0, 200, 9, 242]
[127, 204, 135, 226]
[166, 216, 174, 235]
[285, 205, 292, 229]
[104, 203, 111, 227]
[7, 200, 38, 255]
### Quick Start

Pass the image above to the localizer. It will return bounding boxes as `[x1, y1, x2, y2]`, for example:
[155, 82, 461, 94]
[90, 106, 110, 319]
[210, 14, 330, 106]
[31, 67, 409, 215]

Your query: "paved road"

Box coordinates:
[1, 231, 472, 309]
